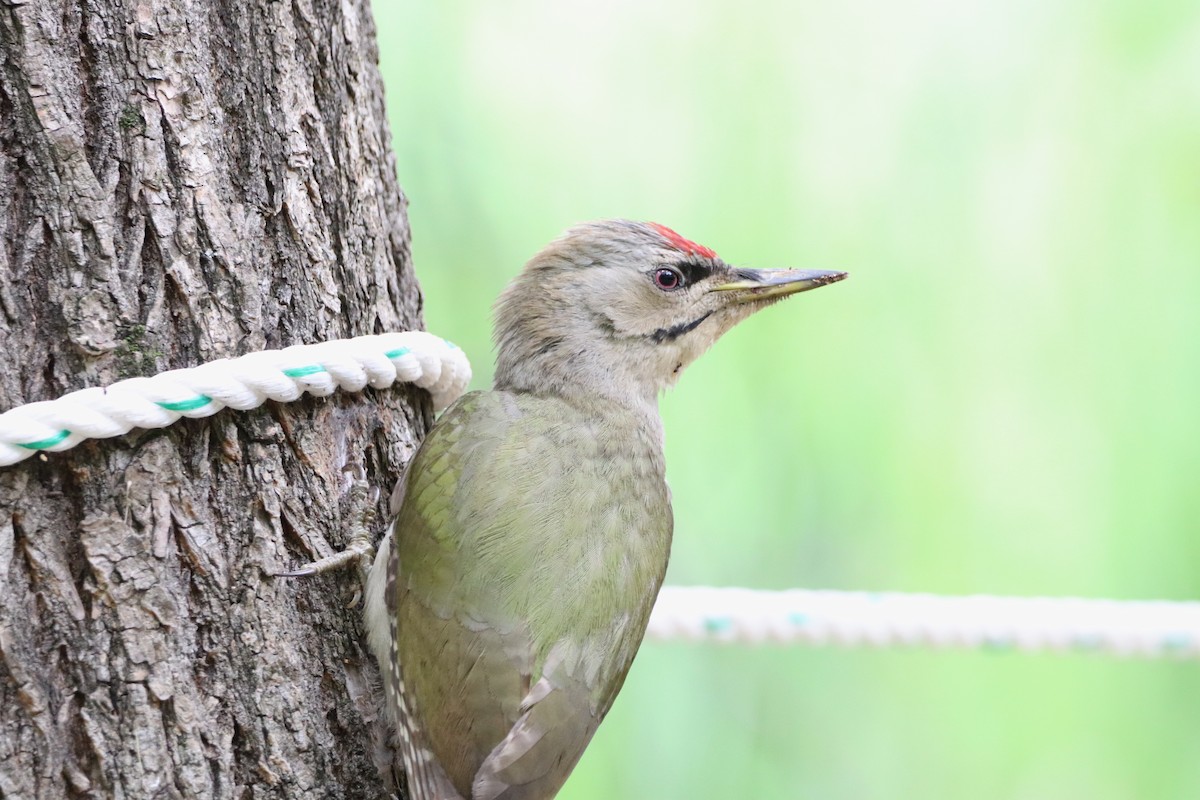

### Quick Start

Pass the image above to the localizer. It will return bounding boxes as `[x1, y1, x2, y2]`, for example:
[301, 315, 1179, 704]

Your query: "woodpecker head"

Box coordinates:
[494, 219, 846, 408]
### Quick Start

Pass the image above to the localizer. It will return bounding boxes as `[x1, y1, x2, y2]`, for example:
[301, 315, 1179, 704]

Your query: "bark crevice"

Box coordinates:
[0, 1, 416, 796]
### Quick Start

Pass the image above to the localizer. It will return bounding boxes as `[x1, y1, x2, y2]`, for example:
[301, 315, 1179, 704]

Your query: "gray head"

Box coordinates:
[494, 219, 845, 412]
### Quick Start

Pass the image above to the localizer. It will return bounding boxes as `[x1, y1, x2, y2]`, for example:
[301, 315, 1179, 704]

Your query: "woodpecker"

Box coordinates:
[363, 220, 845, 799]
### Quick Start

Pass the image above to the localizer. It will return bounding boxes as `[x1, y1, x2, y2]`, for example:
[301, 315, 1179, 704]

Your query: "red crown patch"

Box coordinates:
[648, 222, 718, 260]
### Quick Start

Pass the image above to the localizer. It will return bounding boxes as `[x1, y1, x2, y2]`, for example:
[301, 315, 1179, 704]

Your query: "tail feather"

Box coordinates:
[366, 530, 464, 800]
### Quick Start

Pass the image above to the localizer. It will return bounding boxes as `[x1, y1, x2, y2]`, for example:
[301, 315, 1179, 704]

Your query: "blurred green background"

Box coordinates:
[373, 1, 1200, 797]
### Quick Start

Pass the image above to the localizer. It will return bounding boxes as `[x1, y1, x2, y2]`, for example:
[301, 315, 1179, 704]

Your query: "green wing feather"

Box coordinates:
[392, 390, 672, 799]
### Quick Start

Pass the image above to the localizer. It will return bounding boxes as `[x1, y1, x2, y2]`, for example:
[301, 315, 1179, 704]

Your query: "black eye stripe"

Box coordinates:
[673, 260, 713, 286]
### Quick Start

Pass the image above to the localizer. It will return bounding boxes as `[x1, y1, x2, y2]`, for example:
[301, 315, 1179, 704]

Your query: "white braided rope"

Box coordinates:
[649, 587, 1200, 658]
[4, 332, 1198, 659]
[0, 331, 470, 466]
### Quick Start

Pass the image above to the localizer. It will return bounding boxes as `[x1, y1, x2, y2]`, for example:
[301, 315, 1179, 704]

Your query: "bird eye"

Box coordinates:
[653, 268, 683, 291]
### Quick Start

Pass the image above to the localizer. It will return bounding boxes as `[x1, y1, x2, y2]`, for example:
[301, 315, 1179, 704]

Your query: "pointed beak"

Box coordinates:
[709, 268, 848, 303]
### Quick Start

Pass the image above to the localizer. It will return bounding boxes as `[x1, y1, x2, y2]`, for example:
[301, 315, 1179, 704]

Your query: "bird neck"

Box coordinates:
[493, 270, 678, 428]
[494, 350, 664, 436]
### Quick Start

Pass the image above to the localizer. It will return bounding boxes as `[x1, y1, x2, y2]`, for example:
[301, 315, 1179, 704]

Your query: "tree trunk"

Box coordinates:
[0, 1, 419, 797]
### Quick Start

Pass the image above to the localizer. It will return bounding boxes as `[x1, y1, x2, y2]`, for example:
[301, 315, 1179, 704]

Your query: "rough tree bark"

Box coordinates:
[0, 1, 422, 797]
